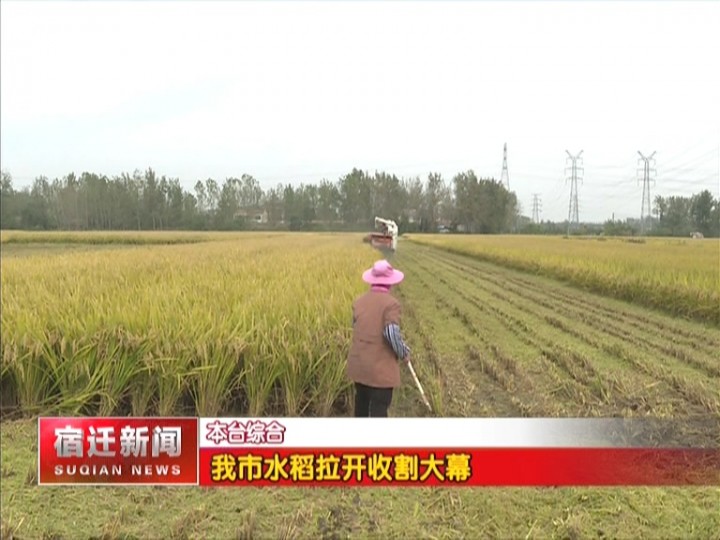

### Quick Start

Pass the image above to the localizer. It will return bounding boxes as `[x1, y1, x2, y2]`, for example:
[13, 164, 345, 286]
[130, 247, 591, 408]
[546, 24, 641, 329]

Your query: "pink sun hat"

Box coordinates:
[362, 259, 405, 286]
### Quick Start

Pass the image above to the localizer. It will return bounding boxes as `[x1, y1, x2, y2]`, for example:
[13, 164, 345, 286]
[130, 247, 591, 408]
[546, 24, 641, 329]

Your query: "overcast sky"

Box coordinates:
[2, 1, 719, 223]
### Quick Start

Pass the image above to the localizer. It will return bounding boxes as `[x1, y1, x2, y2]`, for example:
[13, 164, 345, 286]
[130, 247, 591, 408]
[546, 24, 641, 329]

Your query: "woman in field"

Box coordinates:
[346, 259, 411, 417]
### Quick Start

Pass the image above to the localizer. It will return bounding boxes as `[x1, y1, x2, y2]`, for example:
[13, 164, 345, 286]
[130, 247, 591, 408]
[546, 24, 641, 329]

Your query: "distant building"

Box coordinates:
[234, 208, 268, 224]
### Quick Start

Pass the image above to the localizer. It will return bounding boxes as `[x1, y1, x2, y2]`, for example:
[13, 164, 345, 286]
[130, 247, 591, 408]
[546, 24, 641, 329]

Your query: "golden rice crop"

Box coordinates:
[405, 234, 720, 326]
[0, 230, 289, 245]
[1, 234, 377, 418]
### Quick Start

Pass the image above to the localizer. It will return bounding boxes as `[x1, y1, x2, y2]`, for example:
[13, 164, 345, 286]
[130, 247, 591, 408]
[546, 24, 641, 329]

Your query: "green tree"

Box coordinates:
[1, 171, 17, 228]
[664, 196, 693, 236]
[690, 190, 715, 236]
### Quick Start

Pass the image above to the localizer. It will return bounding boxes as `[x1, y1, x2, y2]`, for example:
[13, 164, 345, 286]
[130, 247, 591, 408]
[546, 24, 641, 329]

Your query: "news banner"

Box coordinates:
[38, 417, 719, 487]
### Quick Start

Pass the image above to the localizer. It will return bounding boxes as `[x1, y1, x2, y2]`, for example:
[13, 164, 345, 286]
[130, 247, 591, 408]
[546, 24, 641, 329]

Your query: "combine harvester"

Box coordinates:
[365, 216, 398, 254]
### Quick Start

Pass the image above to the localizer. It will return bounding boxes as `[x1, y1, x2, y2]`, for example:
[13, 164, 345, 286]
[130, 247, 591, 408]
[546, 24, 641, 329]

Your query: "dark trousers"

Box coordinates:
[354, 382, 393, 417]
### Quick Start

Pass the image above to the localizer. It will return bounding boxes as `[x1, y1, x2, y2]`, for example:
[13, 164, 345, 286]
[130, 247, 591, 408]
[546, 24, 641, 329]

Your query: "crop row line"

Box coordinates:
[468, 264, 720, 379]
[406, 245, 717, 416]
[429, 244, 720, 359]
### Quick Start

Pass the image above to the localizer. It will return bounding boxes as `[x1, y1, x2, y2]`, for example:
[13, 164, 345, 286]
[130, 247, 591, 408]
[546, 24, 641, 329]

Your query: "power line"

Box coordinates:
[531, 193, 542, 224]
[500, 143, 510, 189]
[565, 150, 583, 234]
[637, 150, 657, 235]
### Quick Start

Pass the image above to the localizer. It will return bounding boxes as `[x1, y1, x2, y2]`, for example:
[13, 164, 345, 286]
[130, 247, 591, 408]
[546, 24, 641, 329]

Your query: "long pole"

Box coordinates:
[407, 361, 432, 412]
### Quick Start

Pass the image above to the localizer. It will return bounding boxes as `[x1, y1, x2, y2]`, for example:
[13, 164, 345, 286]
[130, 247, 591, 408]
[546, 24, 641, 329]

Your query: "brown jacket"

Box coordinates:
[346, 290, 403, 388]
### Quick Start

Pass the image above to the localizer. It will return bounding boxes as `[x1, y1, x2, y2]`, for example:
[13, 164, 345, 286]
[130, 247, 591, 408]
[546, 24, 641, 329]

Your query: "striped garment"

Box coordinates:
[383, 323, 410, 360]
[351, 317, 410, 360]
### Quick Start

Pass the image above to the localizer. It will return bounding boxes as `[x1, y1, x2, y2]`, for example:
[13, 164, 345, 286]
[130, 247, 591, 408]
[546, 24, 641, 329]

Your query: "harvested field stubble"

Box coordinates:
[393, 241, 720, 422]
[405, 234, 720, 326]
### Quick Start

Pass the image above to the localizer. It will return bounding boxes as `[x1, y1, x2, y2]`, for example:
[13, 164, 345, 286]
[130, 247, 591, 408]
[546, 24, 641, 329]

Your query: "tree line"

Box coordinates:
[1, 168, 717, 236]
[520, 191, 719, 238]
[0, 168, 517, 234]
[648, 191, 719, 238]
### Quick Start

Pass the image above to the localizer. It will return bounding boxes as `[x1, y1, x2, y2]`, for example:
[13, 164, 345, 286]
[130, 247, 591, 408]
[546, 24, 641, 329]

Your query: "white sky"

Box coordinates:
[1, 0, 719, 223]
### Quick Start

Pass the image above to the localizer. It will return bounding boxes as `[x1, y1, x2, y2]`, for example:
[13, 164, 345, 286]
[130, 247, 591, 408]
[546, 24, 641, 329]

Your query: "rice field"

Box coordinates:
[1, 232, 377, 419]
[405, 234, 720, 326]
[0, 230, 215, 245]
[1, 230, 719, 539]
[397, 240, 720, 422]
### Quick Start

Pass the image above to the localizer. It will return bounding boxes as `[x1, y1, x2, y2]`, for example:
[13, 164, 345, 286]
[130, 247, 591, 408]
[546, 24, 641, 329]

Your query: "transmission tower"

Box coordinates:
[531, 194, 542, 224]
[565, 150, 583, 235]
[500, 143, 510, 189]
[637, 151, 656, 235]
